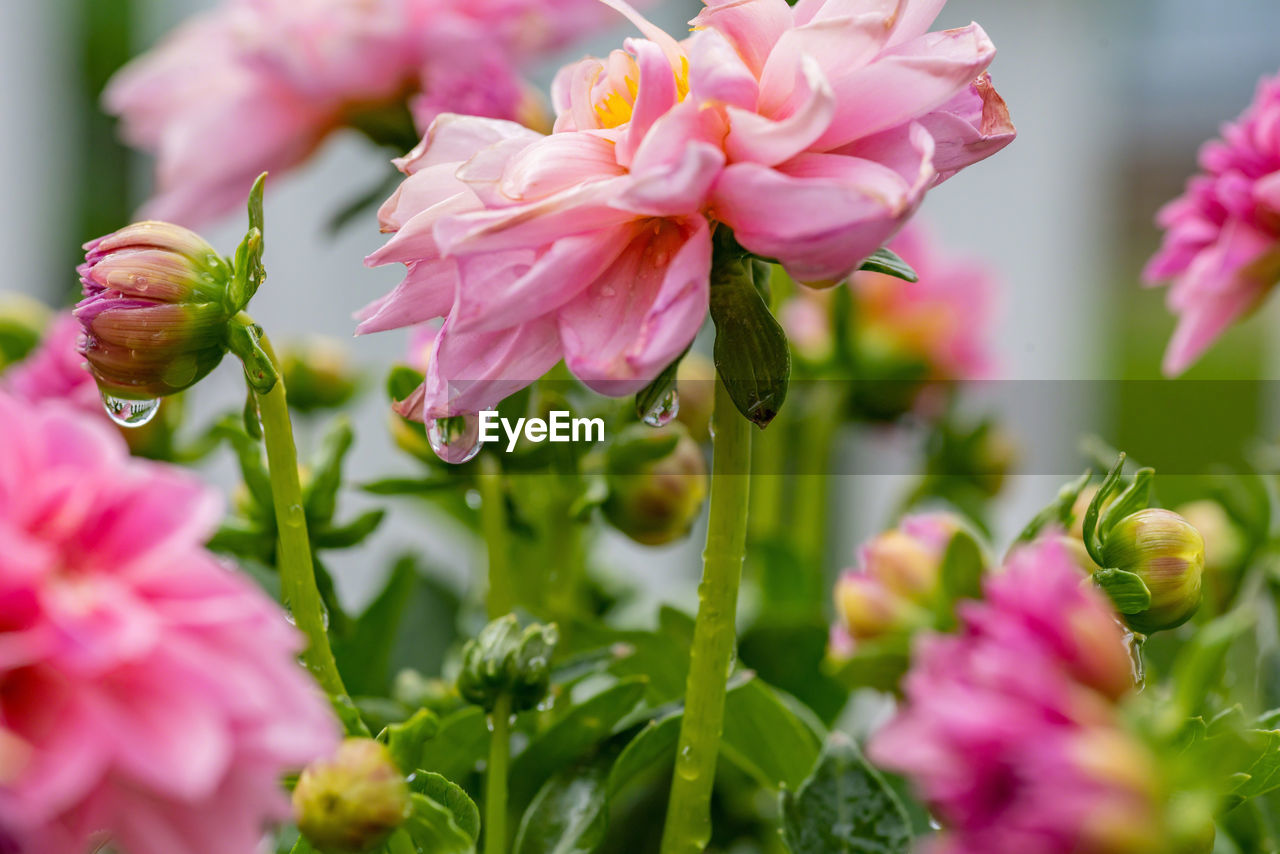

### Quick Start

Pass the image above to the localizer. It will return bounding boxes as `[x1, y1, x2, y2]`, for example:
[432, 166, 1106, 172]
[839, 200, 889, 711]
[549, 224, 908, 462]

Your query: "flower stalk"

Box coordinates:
[478, 453, 514, 619]
[252, 325, 347, 698]
[485, 692, 513, 854]
[660, 374, 753, 854]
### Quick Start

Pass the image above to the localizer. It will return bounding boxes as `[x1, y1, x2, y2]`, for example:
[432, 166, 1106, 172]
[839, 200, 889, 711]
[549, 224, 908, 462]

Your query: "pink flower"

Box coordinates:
[2, 313, 101, 417]
[1144, 71, 1280, 375]
[105, 0, 621, 225]
[363, 0, 1013, 422]
[831, 513, 961, 650]
[868, 539, 1156, 854]
[0, 392, 338, 854]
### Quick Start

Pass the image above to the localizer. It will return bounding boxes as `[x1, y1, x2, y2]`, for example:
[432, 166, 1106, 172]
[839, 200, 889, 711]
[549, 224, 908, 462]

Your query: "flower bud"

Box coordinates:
[831, 513, 960, 646]
[603, 423, 708, 546]
[75, 222, 235, 399]
[1100, 508, 1205, 633]
[280, 336, 360, 413]
[293, 738, 410, 854]
[456, 615, 558, 714]
[1176, 500, 1245, 576]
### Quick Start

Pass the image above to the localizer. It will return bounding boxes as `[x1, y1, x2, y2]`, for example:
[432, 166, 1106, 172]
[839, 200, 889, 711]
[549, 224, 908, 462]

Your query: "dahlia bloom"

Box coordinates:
[869, 539, 1160, 854]
[364, 0, 1014, 422]
[0, 391, 338, 854]
[105, 0, 619, 225]
[831, 513, 960, 652]
[2, 313, 101, 416]
[1144, 71, 1280, 375]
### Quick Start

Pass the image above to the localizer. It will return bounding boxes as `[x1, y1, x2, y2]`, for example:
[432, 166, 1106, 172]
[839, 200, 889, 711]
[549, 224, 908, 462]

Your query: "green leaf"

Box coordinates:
[738, 618, 850, 725]
[720, 679, 824, 792]
[380, 708, 441, 775]
[857, 248, 919, 283]
[418, 707, 490, 783]
[780, 733, 912, 854]
[1014, 470, 1092, 544]
[333, 558, 419, 695]
[361, 477, 460, 496]
[825, 636, 913, 693]
[508, 677, 647, 811]
[410, 772, 480, 843]
[606, 714, 684, 798]
[400, 792, 475, 854]
[388, 365, 426, 403]
[313, 509, 387, 549]
[710, 229, 790, 428]
[303, 418, 354, 523]
[1226, 730, 1280, 809]
[514, 756, 610, 854]
[1170, 610, 1257, 724]
[1092, 568, 1152, 615]
[936, 526, 987, 624]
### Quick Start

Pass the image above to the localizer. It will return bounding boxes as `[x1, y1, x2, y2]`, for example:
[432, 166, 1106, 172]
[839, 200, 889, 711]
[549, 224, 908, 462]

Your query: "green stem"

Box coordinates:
[484, 693, 513, 854]
[791, 385, 842, 613]
[478, 454, 513, 619]
[660, 376, 753, 854]
[255, 334, 347, 698]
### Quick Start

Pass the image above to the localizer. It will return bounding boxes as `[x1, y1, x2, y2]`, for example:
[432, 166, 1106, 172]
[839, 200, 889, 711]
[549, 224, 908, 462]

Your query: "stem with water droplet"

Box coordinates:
[253, 329, 347, 698]
[660, 375, 752, 854]
[484, 692, 513, 854]
[478, 453, 514, 619]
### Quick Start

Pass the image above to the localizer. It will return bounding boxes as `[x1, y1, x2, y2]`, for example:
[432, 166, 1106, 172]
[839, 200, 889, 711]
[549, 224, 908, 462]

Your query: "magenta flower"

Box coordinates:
[1144, 72, 1280, 375]
[105, 0, 621, 225]
[0, 391, 338, 854]
[363, 0, 1013, 422]
[2, 313, 101, 417]
[868, 538, 1157, 854]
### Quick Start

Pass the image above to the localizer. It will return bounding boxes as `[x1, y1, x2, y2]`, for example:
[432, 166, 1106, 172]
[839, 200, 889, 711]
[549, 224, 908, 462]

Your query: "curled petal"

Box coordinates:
[422, 315, 563, 418]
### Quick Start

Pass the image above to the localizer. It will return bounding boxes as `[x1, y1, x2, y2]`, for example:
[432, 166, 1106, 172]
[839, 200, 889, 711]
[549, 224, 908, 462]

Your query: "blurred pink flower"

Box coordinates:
[2, 313, 100, 416]
[1144, 72, 1280, 375]
[364, 0, 1013, 420]
[831, 513, 960, 650]
[0, 392, 338, 854]
[869, 538, 1156, 854]
[105, 0, 620, 225]
[852, 223, 996, 382]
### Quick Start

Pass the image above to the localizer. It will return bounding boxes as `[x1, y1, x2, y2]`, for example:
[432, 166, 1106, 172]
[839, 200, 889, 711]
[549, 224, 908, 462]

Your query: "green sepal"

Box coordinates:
[227, 174, 268, 313]
[1092, 567, 1152, 615]
[709, 228, 790, 428]
[227, 318, 279, 394]
[634, 345, 689, 423]
[1083, 454, 1127, 566]
[858, 247, 919, 283]
[378, 708, 441, 775]
[1098, 466, 1155, 541]
[1014, 470, 1091, 544]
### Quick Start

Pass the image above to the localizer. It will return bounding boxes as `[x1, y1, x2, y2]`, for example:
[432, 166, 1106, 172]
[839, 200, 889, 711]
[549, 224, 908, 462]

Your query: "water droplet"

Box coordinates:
[100, 391, 160, 428]
[1124, 628, 1147, 691]
[485, 715, 496, 733]
[676, 744, 699, 780]
[465, 489, 482, 510]
[427, 413, 482, 465]
[642, 389, 679, 428]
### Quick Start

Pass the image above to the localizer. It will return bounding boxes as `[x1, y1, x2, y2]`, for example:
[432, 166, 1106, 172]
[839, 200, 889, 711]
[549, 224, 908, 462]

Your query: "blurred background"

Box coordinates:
[4, 0, 1280, 609]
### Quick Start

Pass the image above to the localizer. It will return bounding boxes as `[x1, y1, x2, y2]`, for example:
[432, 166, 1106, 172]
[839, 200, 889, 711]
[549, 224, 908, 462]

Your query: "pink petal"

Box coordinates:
[692, 0, 794, 77]
[725, 55, 835, 166]
[423, 315, 564, 418]
[617, 39, 681, 168]
[916, 72, 1016, 183]
[355, 259, 457, 335]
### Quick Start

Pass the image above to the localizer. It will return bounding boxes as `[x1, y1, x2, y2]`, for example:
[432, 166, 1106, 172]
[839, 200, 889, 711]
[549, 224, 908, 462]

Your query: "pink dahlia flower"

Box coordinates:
[105, 0, 620, 225]
[363, 0, 1013, 422]
[1144, 71, 1280, 375]
[2, 313, 101, 417]
[869, 538, 1157, 854]
[0, 392, 338, 854]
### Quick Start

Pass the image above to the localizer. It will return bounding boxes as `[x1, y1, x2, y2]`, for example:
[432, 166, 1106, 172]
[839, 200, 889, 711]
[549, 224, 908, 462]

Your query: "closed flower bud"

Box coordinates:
[75, 221, 235, 399]
[603, 423, 708, 546]
[456, 615, 558, 714]
[293, 739, 410, 854]
[1176, 500, 1245, 576]
[280, 336, 360, 413]
[1100, 508, 1205, 633]
[675, 352, 716, 443]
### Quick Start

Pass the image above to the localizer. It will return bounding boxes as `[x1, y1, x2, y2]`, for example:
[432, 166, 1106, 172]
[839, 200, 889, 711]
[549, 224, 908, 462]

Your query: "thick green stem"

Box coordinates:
[255, 335, 347, 698]
[660, 376, 753, 854]
[484, 693, 513, 854]
[477, 454, 513, 619]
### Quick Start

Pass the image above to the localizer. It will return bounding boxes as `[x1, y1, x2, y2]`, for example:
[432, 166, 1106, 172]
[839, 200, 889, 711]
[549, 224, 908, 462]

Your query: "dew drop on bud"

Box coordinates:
[100, 391, 160, 428]
[427, 413, 482, 464]
[676, 744, 699, 781]
[642, 389, 679, 428]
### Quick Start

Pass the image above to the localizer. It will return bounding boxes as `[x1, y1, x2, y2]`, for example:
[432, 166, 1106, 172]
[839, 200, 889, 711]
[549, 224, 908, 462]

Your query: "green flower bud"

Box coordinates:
[456, 615, 558, 713]
[603, 422, 708, 546]
[280, 336, 360, 413]
[293, 738, 411, 854]
[1100, 508, 1205, 633]
[1176, 500, 1245, 575]
[674, 352, 716, 442]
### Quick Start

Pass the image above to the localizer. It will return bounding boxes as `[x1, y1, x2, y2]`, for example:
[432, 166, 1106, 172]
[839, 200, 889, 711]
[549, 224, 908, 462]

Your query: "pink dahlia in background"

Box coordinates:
[830, 513, 960, 654]
[1144, 71, 1280, 375]
[0, 391, 338, 854]
[869, 538, 1160, 854]
[105, 0, 621, 225]
[2, 313, 101, 416]
[364, 0, 1014, 422]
